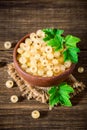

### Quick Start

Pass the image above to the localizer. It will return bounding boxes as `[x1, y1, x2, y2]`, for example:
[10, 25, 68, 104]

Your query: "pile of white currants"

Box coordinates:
[17, 30, 71, 77]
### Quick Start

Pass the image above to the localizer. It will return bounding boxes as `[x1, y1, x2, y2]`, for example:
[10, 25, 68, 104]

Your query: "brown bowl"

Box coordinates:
[13, 34, 75, 87]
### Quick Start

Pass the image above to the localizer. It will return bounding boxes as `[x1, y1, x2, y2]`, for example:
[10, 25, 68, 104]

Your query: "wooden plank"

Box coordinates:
[0, 106, 87, 130]
[0, 0, 87, 50]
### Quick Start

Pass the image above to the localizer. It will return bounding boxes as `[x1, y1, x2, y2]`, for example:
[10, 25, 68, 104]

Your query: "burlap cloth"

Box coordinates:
[7, 63, 86, 104]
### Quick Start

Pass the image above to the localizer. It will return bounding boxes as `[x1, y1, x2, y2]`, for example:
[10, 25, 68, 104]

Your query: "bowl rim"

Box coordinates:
[13, 33, 76, 80]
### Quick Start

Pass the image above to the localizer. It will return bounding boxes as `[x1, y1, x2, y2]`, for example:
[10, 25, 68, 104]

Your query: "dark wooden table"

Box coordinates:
[0, 0, 87, 129]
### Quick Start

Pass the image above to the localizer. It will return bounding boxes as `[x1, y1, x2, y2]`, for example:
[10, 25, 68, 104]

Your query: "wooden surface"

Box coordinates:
[0, 0, 87, 129]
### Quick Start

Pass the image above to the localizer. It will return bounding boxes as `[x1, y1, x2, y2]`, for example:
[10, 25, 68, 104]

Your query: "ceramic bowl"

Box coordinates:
[13, 34, 75, 87]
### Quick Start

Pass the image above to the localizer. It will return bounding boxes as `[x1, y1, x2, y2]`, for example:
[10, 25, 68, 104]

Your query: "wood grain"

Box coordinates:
[0, 0, 87, 129]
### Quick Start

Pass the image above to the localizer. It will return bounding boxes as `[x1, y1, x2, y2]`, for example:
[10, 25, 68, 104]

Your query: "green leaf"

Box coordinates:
[48, 86, 57, 94]
[59, 83, 74, 93]
[65, 35, 81, 47]
[63, 49, 70, 61]
[43, 28, 64, 37]
[43, 28, 64, 51]
[56, 29, 64, 35]
[49, 96, 59, 107]
[48, 87, 60, 107]
[63, 47, 80, 63]
[55, 35, 64, 46]
[43, 28, 81, 64]
[47, 39, 56, 47]
[58, 83, 74, 102]
[68, 47, 80, 63]
[48, 83, 74, 107]
[43, 36, 51, 41]
[43, 28, 53, 35]
[59, 95, 72, 107]
[47, 35, 64, 51]
[43, 28, 55, 38]
[43, 28, 56, 41]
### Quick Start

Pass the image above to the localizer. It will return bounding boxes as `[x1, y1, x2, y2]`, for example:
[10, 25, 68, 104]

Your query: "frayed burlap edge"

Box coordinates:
[7, 63, 86, 104]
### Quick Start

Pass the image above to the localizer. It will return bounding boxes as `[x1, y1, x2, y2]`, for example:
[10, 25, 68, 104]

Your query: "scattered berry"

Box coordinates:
[4, 41, 11, 49]
[6, 80, 14, 88]
[10, 95, 18, 103]
[31, 110, 40, 119]
[78, 67, 84, 73]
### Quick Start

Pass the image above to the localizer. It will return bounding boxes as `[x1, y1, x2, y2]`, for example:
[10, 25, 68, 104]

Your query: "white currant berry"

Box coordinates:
[5, 80, 14, 88]
[31, 110, 40, 119]
[60, 65, 65, 72]
[78, 67, 84, 73]
[4, 41, 11, 49]
[64, 61, 71, 68]
[36, 30, 45, 38]
[10, 95, 18, 103]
